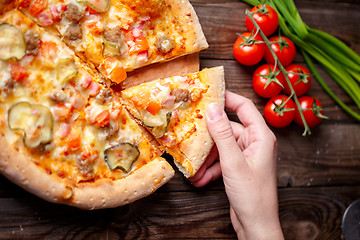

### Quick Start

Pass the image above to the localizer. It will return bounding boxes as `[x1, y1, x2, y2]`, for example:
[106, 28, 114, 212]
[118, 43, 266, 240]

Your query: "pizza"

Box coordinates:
[121, 67, 225, 177]
[0, 2, 225, 210]
[16, 0, 209, 84]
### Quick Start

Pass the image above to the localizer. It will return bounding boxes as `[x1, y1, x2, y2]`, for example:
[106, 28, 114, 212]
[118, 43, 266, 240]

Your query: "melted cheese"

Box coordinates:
[0, 10, 160, 184]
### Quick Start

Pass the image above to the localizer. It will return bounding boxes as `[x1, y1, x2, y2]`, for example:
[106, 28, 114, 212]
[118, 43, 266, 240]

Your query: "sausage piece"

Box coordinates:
[171, 88, 190, 102]
[103, 26, 123, 44]
[24, 30, 40, 55]
[155, 35, 175, 54]
[64, 23, 83, 41]
[48, 89, 69, 103]
[63, 4, 84, 23]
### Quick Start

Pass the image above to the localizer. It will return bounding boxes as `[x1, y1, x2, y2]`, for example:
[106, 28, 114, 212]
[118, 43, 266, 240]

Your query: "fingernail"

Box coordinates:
[206, 102, 223, 121]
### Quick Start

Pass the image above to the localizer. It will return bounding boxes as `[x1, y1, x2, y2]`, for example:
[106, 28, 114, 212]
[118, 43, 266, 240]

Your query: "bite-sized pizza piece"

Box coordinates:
[121, 66, 225, 177]
[0, 10, 174, 209]
[17, 0, 208, 84]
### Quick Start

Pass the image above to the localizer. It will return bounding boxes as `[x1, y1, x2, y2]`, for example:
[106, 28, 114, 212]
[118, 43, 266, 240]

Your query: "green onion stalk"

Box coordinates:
[241, 0, 360, 122]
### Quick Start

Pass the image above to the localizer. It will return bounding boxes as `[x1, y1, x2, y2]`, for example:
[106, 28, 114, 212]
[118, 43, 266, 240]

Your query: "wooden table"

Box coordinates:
[1, 0, 360, 239]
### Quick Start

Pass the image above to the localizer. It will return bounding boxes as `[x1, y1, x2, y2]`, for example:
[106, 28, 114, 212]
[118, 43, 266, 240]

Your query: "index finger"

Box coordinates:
[225, 91, 267, 129]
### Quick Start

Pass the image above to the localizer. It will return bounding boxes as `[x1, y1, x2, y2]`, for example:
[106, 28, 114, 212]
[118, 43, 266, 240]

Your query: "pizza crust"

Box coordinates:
[176, 66, 225, 177]
[68, 157, 174, 210]
[166, 0, 209, 55]
[121, 53, 200, 89]
[0, 128, 174, 209]
[0, 118, 174, 210]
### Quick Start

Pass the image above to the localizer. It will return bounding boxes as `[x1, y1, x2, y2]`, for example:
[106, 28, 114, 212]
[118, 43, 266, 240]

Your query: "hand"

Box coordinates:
[189, 91, 284, 240]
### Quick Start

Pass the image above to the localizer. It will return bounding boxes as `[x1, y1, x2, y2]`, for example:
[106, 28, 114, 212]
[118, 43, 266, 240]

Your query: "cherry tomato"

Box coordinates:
[233, 32, 266, 66]
[253, 64, 285, 98]
[295, 96, 325, 128]
[264, 36, 296, 66]
[283, 64, 312, 96]
[245, 4, 279, 37]
[264, 95, 295, 128]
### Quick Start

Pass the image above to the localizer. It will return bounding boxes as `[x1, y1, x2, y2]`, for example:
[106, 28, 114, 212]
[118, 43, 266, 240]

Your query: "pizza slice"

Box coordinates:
[17, 0, 208, 84]
[120, 67, 225, 177]
[0, 9, 174, 209]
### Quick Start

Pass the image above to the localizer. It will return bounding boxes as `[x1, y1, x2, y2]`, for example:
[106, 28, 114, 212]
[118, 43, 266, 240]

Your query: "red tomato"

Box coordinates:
[264, 95, 295, 128]
[253, 64, 285, 98]
[10, 63, 28, 82]
[295, 96, 325, 128]
[283, 64, 312, 96]
[264, 36, 296, 66]
[29, 0, 48, 16]
[245, 4, 279, 37]
[233, 32, 266, 66]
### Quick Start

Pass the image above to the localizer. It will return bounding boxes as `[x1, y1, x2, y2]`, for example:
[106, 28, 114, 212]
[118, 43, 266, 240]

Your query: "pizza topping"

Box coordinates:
[8, 102, 53, 148]
[52, 103, 73, 121]
[0, 23, 26, 61]
[84, 15, 103, 35]
[64, 23, 83, 41]
[49, 4, 67, 22]
[95, 109, 110, 127]
[63, 3, 84, 23]
[135, 51, 148, 64]
[98, 121, 119, 140]
[48, 89, 69, 103]
[29, 0, 48, 16]
[24, 30, 41, 55]
[99, 57, 127, 84]
[2, 78, 15, 94]
[104, 143, 140, 172]
[36, 9, 54, 26]
[171, 88, 190, 103]
[77, 0, 110, 13]
[128, 36, 149, 55]
[56, 122, 71, 139]
[102, 26, 126, 57]
[88, 81, 101, 97]
[78, 145, 97, 179]
[69, 92, 87, 109]
[66, 129, 82, 152]
[152, 112, 172, 138]
[95, 88, 112, 104]
[103, 26, 123, 44]
[10, 62, 28, 82]
[155, 34, 175, 54]
[190, 87, 208, 102]
[55, 58, 78, 85]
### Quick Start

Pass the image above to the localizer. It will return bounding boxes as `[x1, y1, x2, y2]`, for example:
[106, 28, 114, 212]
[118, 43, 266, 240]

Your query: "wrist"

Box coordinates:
[233, 212, 284, 240]
[237, 222, 284, 240]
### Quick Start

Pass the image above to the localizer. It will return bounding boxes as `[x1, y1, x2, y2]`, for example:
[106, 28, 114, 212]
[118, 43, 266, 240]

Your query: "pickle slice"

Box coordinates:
[77, 0, 110, 13]
[0, 23, 26, 61]
[102, 39, 120, 57]
[104, 143, 140, 172]
[152, 112, 171, 138]
[55, 58, 78, 85]
[142, 110, 166, 128]
[8, 102, 53, 148]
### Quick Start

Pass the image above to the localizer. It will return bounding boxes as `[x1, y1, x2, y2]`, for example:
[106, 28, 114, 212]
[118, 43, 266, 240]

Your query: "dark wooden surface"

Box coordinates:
[1, 0, 360, 239]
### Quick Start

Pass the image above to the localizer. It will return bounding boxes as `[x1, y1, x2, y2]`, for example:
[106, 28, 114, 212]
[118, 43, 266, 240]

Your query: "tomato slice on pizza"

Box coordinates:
[121, 67, 225, 177]
[17, 0, 208, 84]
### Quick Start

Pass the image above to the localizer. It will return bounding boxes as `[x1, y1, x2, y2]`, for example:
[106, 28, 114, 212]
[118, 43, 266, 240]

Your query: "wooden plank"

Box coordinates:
[0, 186, 359, 239]
[279, 186, 360, 240]
[191, 0, 360, 60]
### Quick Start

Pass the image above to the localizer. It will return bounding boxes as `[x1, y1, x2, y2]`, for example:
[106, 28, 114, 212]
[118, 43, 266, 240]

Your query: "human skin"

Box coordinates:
[189, 91, 284, 240]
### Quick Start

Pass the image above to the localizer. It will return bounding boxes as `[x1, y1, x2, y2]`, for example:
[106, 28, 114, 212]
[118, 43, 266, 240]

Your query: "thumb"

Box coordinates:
[206, 103, 244, 161]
